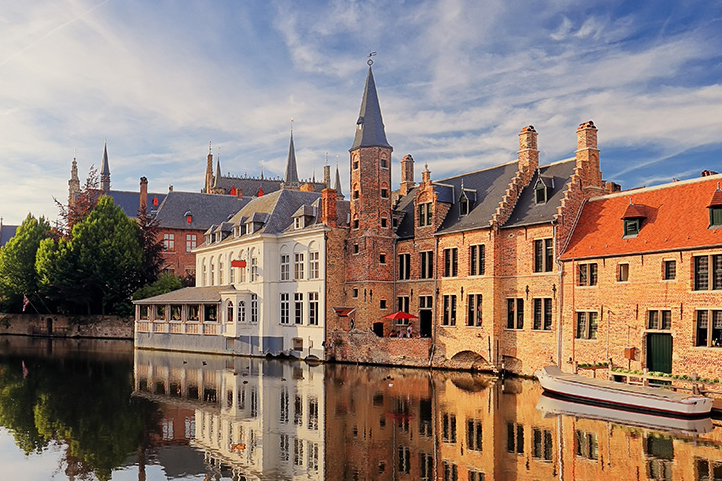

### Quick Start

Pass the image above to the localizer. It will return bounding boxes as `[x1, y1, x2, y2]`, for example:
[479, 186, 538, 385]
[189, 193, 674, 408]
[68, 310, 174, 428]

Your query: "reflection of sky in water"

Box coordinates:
[0, 427, 65, 481]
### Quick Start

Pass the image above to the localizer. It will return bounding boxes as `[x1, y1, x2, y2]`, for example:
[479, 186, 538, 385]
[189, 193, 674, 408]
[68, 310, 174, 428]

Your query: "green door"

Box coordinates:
[647, 333, 673, 373]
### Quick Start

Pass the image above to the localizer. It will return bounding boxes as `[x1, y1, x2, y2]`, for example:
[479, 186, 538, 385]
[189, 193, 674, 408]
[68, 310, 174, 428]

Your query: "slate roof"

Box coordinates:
[154, 191, 249, 230]
[133, 285, 235, 304]
[502, 159, 576, 228]
[227, 189, 324, 236]
[0, 224, 18, 247]
[350, 66, 392, 151]
[108, 190, 167, 217]
[561, 174, 722, 260]
[212, 176, 326, 196]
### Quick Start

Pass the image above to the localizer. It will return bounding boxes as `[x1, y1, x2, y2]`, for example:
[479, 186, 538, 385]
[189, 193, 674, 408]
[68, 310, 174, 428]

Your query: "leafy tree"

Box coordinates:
[132, 272, 183, 300]
[38, 196, 143, 314]
[136, 204, 164, 287]
[54, 166, 100, 238]
[0, 214, 52, 312]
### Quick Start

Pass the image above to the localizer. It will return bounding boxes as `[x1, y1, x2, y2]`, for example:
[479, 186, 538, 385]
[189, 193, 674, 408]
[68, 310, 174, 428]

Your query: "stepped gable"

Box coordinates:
[561, 174, 722, 259]
[502, 159, 576, 228]
[154, 191, 250, 230]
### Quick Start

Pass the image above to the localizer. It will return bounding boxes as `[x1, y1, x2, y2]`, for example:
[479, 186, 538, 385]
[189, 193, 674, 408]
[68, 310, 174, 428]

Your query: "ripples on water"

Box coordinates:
[0, 337, 721, 480]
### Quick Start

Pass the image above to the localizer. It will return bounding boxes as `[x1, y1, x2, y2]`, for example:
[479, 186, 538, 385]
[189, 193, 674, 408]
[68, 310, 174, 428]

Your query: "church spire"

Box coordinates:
[334, 163, 344, 199]
[68, 155, 80, 205]
[100, 141, 111, 194]
[284, 129, 300, 186]
[350, 65, 392, 151]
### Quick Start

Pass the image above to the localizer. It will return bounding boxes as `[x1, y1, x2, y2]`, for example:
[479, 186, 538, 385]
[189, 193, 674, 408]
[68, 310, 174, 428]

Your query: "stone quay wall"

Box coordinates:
[0, 313, 133, 339]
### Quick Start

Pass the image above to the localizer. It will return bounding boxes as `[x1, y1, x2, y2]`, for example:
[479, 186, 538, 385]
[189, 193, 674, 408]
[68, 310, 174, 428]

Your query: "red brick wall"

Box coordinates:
[158, 228, 205, 276]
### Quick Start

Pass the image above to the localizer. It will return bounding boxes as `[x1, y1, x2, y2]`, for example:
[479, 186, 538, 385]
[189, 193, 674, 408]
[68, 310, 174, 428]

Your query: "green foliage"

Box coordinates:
[37, 196, 144, 314]
[132, 272, 183, 300]
[0, 214, 52, 312]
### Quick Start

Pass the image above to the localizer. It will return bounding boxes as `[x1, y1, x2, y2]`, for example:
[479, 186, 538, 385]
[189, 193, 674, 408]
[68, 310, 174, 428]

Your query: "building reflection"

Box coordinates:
[133, 351, 722, 480]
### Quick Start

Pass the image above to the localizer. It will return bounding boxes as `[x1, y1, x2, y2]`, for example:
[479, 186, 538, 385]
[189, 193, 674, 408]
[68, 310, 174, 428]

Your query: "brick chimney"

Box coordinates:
[576, 120, 604, 192]
[236, 187, 243, 199]
[139, 177, 148, 213]
[400, 154, 415, 196]
[422, 163, 431, 185]
[321, 188, 337, 227]
[518, 125, 539, 183]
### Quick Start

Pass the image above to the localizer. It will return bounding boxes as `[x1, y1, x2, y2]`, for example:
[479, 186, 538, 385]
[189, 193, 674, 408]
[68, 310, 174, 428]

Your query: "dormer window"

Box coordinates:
[535, 179, 549, 204]
[294, 217, 303, 229]
[708, 187, 722, 227]
[459, 192, 470, 216]
[153, 196, 159, 206]
[185, 211, 192, 224]
[621, 201, 647, 238]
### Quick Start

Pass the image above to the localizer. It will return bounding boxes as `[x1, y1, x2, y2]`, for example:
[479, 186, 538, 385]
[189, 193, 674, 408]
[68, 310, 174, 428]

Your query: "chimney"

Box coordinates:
[139, 177, 148, 213]
[605, 181, 621, 193]
[518, 125, 539, 182]
[323, 163, 331, 188]
[236, 187, 243, 199]
[168, 184, 173, 191]
[576, 120, 604, 191]
[300, 182, 315, 192]
[400, 154, 415, 196]
[321, 188, 337, 227]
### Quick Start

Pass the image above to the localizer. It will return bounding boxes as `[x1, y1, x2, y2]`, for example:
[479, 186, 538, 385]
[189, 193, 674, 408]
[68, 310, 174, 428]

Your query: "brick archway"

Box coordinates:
[450, 350, 490, 371]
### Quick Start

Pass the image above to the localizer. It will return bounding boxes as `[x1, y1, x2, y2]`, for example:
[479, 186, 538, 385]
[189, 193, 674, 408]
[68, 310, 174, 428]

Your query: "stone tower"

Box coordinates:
[346, 65, 394, 328]
[68, 157, 80, 205]
[100, 142, 111, 194]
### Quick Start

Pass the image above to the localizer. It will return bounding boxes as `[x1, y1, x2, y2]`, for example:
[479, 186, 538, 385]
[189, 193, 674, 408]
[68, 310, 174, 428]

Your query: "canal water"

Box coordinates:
[0, 336, 721, 481]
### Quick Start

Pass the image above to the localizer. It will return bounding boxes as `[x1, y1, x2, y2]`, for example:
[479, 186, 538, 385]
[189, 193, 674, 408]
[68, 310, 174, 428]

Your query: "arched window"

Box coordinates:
[219, 258, 224, 285]
[209, 256, 215, 286]
[229, 252, 235, 283]
[202, 260, 207, 286]
[226, 301, 233, 323]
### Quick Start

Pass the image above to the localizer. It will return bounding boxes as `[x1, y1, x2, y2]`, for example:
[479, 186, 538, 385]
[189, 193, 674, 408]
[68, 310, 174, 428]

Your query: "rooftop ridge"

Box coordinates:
[588, 172, 722, 202]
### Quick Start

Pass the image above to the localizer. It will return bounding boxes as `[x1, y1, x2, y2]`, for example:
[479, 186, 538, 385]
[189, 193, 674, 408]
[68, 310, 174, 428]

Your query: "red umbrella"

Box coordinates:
[383, 311, 418, 320]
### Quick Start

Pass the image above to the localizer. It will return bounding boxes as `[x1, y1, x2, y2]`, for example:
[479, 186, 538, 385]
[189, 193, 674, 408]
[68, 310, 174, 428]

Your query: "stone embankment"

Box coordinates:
[0, 313, 133, 339]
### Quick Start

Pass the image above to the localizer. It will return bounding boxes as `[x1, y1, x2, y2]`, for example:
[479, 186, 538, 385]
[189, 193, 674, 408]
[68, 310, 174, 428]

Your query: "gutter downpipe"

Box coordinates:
[555, 221, 564, 368]
[430, 235, 439, 368]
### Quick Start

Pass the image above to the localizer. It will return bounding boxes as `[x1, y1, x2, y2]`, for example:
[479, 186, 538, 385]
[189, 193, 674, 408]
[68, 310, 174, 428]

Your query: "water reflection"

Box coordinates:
[2, 338, 722, 480]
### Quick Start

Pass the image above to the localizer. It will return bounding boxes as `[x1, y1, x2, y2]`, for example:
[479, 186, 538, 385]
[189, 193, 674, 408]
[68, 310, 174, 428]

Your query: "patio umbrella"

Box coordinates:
[383, 311, 418, 320]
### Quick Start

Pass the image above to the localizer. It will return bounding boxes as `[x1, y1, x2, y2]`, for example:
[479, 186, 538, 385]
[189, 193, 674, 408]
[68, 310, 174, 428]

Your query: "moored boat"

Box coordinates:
[535, 365, 713, 418]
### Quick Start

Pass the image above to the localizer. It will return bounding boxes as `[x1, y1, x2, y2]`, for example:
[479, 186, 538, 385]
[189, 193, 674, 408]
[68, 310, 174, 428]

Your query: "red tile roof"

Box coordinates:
[708, 188, 722, 207]
[561, 175, 722, 259]
[621, 202, 647, 219]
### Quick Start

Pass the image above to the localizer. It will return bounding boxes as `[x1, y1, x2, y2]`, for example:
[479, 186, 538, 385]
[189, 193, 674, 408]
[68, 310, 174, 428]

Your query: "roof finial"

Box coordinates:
[290, 117, 294, 135]
[367, 51, 377, 66]
[325, 151, 329, 164]
[717, 181, 721, 191]
[209, 140, 212, 154]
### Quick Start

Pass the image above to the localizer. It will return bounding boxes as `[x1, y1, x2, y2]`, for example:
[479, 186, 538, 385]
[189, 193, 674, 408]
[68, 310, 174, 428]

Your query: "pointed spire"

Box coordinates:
[350, 66, 392, 151]
[334, 163, 344, 199]
[100, 141, 111, 194]
[214, 147, 221, 188]
[284, 130, 300, 185]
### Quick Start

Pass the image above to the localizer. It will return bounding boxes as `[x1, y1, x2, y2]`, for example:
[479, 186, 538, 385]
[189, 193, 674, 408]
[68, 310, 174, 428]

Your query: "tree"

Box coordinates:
[136, 205, 164, 287]
[0, 214, 52, 312]
[37, 196, 144, 314]
[132, 272, 183, 300]
[55, 166, 101, 238]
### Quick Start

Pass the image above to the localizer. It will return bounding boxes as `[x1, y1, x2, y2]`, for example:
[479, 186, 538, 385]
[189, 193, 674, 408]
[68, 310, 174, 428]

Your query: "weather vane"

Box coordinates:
[368, 51, 376, 66]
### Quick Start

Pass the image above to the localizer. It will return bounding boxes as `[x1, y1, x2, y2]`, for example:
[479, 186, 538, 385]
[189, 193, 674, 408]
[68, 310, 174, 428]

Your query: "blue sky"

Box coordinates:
[1, 0, 721, 225]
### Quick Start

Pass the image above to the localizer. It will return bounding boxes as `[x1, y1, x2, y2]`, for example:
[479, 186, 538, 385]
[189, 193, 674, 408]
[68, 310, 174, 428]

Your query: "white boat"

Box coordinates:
[535, 365, 713, 418]
[536, 393, 714, 435]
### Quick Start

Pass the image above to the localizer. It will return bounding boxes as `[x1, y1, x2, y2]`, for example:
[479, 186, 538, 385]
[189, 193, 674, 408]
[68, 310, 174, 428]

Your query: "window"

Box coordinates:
[186, 234, 197, 251]
[294, 217, 303, 229]
[380, 299, 387, 309]
[618, 263, 629, 282]
[694, 255, 722, 290]
[294, 293, 303, 324]
[507, 422, 524, 454]
[381, 157, 388, 168]
[380, 253, 386, 264]
[420, 452, 433, 481]
[419, 203, 432, 226]
[467, 418, 482, 451]
[188, 305, 199, 321]
[308, 397, 319, 430]
[398, 253, 411, 280]
[534, 239, 553, 272]
[397, 446, 411, 474]
[506, 298, 524, 329]
[535, 180, 547, 204]
[444, 248, 458, 277]
[576, 311, 598, 339]
[250, 256, 258, 281]
[381, 188, 389, 198]
[420, 296, 433, 309]
[470, 244, 485, 275]
[209, 261, 215, 285]
[420, 251, 434, 279]
[459, 192, 469, 216]
[218, 260, 224, 284]
[250, 294, 258, 323]
[467, 294, 482, 326]
[226, 301, 233, 323]
[353, 243, 359, 254]
[381, 218, 387, 227]
[443, 461, 458, 481]
[309, 251, 319, 279]
[469, 470, 486, 481]
[533, 428, 553, 461]
[533, 298, 553, 330]
[664, 260, 676, 280]
[353, 190, 359, 199]
[293, 437, 303, 466]
[577, 263, 598, 286]
[353, 288, 359, 298]
[624, 218, 641, 237]
[575, 430, 598, 460]
[204, 304, 217, 322]
[696, 310, 722, 347]
[353, 159, 359, 169]
[442, 413, 457, 443]
[163, 233, 175, 251]
[294, 253, 305, 280]
[647, 309, 671, 330]
[280, 293, 290, 324]
[229, 257, 235, 283]
[443, 295, 457, 326]
[237, 301, 245, 323]
[280, 254, 290, 280]
[155, 304, 166, 320]
[309, 292, 318, 325]
[711, 206, 722, 226]
[139, 305, 150, 320]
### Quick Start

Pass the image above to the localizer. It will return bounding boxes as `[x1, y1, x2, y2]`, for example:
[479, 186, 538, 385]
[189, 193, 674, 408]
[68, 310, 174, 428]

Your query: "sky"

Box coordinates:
[1, 0, 721, 225]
